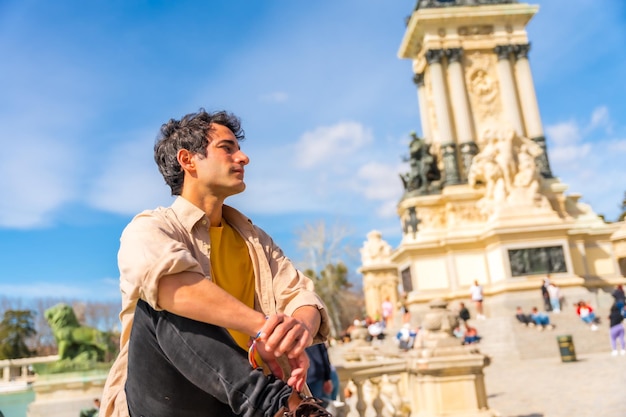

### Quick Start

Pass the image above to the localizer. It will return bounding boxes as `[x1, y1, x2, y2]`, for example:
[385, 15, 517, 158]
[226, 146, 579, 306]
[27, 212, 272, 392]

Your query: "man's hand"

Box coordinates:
[258, 313, 312, 360]
[323, 380, 333, 395]
[254, 339, 309, 391]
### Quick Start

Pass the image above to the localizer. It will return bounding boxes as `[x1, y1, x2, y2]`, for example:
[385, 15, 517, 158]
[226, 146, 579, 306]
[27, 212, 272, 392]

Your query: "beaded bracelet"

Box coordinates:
[248, 318, 268, 369]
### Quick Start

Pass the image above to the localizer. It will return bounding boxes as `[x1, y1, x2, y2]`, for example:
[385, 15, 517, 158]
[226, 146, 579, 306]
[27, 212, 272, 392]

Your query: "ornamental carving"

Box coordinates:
[360, 230, 392, 266]
[446, 203, 487, 227]
[417, 206, 447, 230]
[464, 51, 501, 121]
[458, 25, 494, 37]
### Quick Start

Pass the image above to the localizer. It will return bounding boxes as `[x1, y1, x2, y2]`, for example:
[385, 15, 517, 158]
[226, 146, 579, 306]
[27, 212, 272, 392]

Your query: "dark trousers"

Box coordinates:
[125, 300, 292, 417]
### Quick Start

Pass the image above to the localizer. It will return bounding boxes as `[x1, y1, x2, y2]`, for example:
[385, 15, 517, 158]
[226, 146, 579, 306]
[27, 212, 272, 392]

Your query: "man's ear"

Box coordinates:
[177, 149, 195, 172]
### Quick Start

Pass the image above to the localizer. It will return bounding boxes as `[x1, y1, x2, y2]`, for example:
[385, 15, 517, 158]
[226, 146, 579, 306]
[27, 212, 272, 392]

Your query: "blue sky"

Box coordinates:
[1, 0, 625, 302]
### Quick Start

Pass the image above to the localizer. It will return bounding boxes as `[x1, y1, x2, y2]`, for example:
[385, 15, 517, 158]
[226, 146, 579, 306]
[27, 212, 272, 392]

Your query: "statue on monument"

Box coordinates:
[468, 125, 549, 214]
[400, 132, 441, 196]
[360, 230, 392, 266]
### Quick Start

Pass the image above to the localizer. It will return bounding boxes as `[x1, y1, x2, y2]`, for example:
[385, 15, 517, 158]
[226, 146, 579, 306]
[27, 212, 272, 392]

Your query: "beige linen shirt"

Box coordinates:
[100, 197, 329, 417]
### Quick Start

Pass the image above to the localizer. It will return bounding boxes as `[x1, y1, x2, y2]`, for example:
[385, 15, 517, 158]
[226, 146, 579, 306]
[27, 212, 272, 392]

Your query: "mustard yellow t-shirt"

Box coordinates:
[209, 220, 255, 351]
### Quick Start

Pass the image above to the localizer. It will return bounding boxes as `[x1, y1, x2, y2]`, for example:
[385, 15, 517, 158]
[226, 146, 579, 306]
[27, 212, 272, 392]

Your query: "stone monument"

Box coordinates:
[360, 0, 625, 320]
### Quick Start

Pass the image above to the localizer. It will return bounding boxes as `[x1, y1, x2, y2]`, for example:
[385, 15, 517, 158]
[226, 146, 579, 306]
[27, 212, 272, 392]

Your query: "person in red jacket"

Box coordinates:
[575, 300, 599, 331]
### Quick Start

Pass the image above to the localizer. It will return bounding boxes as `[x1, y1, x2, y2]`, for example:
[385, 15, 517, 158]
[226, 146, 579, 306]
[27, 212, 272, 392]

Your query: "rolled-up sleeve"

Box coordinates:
[259, 229, 330, 343]
[118, 212, 205, 311]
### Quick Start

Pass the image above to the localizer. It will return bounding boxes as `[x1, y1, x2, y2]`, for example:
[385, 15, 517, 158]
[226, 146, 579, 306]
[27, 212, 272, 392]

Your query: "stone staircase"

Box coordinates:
[471, 308, 612, 361]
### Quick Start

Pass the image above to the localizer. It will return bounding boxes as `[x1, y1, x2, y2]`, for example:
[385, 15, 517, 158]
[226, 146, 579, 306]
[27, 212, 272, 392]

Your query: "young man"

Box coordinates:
[100, 110, 332, 417]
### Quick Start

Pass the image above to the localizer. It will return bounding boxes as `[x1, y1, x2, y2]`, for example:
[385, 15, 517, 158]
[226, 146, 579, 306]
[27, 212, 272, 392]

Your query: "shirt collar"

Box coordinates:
[171, 196, 207, 233]
[171, 196, 254, 233]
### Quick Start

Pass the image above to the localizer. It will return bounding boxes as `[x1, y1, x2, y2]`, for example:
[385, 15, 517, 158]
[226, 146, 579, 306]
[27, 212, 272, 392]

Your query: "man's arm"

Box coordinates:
[158, 271, 267, 339]
[158, 271, 316, 390]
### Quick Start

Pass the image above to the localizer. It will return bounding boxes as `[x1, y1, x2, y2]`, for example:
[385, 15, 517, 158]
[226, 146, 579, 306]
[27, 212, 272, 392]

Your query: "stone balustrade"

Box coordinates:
[0, 355, 59, 384]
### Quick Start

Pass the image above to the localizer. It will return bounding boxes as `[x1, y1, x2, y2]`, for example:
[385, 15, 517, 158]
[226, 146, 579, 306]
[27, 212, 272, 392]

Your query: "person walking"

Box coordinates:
[305, 343, 333, 402]
[608, 303, 625, 356]
[547, 283, 561, 313]
[470, 280, 485, 319]
[100, 109, 332, 417]
[612, 284, 625, 313]
[381, 296, 394, 328]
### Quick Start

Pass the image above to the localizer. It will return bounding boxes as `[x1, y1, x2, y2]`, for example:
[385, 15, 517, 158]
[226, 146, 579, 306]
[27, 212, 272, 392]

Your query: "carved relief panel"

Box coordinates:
[463, 51, 502, 138]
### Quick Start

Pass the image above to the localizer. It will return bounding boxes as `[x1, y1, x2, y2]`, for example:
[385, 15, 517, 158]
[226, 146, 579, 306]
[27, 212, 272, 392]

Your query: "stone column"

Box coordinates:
[426, 48, 461, 185]
[446, 47, 477, 182]
[494, 45, 524, 136]
[446, 48, 473, 144]
[514, 43, 554, 178]
[413, 72, 432, 142]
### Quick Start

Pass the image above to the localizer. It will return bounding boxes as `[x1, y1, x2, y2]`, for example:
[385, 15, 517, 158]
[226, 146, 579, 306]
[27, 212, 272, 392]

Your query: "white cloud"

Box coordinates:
[357, 162, 403, 201]
[376, 200, 400, 219]
[546, 106, 626, 220]
[546, 120, 581, 146]
[259, 91, 289, 103]
[86, 131, 173, 215]
[608, 139, 626, 152]
[294, 122, 373, 169]
[0, 135, 79, 228]
[589, 106, 610, 131]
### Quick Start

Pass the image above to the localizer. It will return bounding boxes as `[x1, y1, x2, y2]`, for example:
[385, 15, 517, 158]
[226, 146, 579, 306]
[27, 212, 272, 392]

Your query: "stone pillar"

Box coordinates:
[513, 43, 554, 178]
[494, 45, 524, 136]
[426, 49, 461, 185]
[513, 44, 542, 138]
[413, 72, 432, 142]
[446, 48, 473, 144]
[446, 47, 477, 182]
[408, 300, 495, 417]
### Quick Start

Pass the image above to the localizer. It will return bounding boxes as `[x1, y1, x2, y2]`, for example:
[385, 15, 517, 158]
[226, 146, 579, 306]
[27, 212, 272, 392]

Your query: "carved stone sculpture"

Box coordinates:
[361, 230, 392, 266]
[400, 132, 441, 196]
[45, 303, 112, 363]
[468, 126, 549, 214]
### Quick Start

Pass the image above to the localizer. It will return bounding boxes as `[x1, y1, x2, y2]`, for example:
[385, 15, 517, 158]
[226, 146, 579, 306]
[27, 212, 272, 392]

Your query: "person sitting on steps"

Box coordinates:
[530, 307, 555, 331]
[515, 306, 533, 326]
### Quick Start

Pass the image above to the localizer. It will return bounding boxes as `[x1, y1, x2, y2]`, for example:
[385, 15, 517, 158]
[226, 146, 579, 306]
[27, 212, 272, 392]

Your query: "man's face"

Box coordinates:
[192, 123, 249, 199]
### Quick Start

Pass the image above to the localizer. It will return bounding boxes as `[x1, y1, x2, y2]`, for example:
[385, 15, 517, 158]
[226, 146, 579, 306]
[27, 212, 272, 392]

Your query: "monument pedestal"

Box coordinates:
[408, 349, 495, 417]
[27, 371, 106, 417]
[406, 300, 496, 417]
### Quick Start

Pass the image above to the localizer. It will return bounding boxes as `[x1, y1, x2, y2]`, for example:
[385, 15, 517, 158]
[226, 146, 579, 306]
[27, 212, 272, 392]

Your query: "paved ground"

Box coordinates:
[484, 351, 626, 417]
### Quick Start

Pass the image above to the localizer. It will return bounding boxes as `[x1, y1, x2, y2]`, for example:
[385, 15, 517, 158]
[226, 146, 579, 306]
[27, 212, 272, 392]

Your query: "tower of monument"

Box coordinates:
[360, 0, 625, 319]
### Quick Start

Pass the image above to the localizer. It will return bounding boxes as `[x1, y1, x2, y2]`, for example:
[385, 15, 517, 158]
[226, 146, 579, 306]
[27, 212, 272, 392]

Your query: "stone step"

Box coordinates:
[471, 309, 613, 361]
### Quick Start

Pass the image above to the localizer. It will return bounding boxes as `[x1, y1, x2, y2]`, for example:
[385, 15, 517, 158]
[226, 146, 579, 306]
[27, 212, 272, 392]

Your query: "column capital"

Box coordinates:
[446, 47, 463, 64]
[413, 72, 425, 87]
[494, 45, 513, 61]
[514, 43, 531, 60]
[425, 49, 445, 65]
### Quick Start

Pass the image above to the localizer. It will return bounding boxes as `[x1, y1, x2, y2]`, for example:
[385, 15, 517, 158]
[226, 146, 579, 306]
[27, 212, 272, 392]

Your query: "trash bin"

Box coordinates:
[557, 335, 576, 362]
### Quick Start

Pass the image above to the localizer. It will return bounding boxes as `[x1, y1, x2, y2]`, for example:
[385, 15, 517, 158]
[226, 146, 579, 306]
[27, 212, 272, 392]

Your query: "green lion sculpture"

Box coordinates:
[44, 303, 112, 362]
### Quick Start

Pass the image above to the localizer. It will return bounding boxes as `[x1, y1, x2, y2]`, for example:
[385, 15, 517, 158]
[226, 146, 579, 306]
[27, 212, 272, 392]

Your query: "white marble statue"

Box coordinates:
[361, 230, 392, 265]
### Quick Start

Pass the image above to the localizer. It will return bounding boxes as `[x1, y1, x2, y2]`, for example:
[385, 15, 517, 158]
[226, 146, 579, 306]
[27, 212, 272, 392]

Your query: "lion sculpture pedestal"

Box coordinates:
[26, 304, 113, 417]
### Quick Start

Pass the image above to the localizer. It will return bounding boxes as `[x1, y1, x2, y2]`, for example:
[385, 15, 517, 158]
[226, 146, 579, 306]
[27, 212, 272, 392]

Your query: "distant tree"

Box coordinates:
[619, 191, 626, 222]
[0, 309, 36, 359]
[295, 220, 364, 337]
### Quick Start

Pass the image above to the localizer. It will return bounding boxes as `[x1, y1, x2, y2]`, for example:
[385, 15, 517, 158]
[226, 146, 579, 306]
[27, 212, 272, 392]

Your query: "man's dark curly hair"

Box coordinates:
[154, 109, 245, 195]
